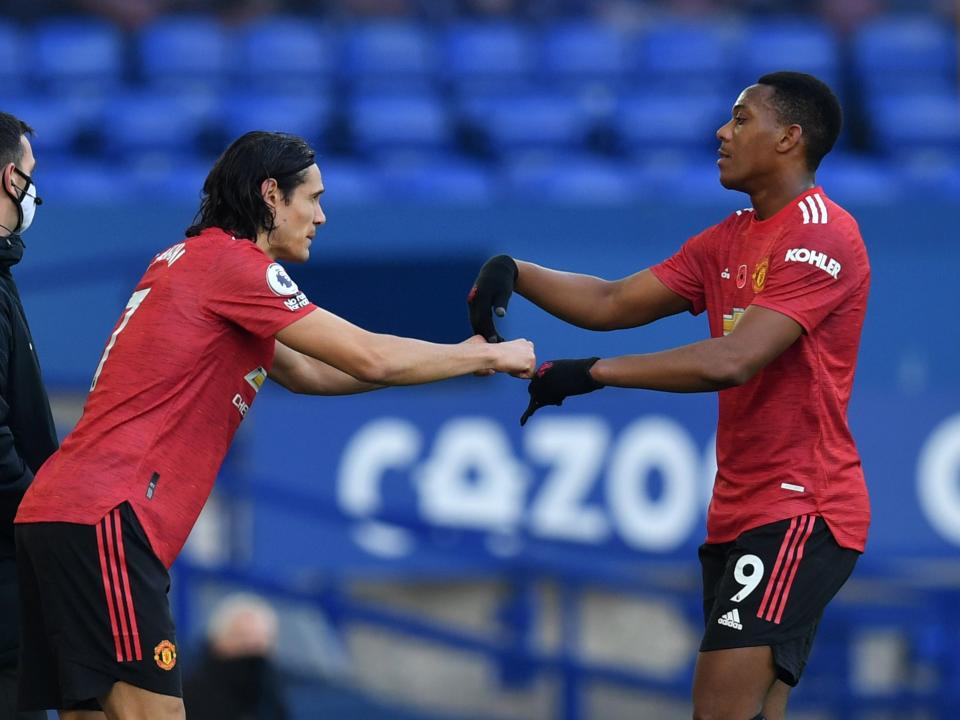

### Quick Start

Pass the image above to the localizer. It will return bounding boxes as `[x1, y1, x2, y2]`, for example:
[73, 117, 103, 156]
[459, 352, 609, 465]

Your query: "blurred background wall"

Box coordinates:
[5, 0, 959, 718]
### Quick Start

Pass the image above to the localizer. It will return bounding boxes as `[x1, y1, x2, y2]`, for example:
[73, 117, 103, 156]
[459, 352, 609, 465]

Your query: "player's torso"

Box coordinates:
[79, 236, 274, 447]
[20, 236, 275, 541]
[699, 196, 870, 547]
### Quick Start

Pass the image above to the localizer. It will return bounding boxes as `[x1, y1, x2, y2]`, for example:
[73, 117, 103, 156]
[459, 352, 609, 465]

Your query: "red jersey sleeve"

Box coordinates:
[649, 227, 714, 315]
[207, 243, 317, 337]
[751, 223, 867, 333]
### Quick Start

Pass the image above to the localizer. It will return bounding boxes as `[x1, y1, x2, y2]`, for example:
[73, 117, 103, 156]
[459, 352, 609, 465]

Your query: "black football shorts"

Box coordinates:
[699, 514, 859, 686]
[15, 502, 181, 711]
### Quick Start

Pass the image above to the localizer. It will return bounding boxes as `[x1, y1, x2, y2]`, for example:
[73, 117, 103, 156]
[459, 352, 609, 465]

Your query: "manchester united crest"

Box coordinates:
[154, 640, 177, 671]
[752, 257, 769, 292]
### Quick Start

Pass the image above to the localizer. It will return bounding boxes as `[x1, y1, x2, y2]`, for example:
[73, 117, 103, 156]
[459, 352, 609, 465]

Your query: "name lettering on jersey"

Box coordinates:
[266, 263, 300, 296]
[798, 193, 828, 224]
[244, 366, 267, 393]
[752, 257, 769, 292]
[284, 293, 310, 311]
[153, 243, 186, 267]
[723, 307, 746, 336]
[784, 248, 842, 279]
[232, 393, 249, 418]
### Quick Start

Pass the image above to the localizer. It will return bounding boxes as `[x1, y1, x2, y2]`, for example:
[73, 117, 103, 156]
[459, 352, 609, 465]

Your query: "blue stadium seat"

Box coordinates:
[223, 94, 332, 148]
[870, 92, 960, 156]
[34, 18, 124, 92]
[40, 159, 138, 204]
[634, 20, 739, 94]
[375, 158, 494, 203]
[350, 93, 451, 155]
[461, 93, 589, 155]
[236, 17, 335, 91]
[897, 153, 960, 201]
[315, 160, 382, 204]
[853, 16, 957, 93]
[635, 154, 735, 205]
[443, 22, 537, 94]
[0, 22, 25, 93]
[541, 22, 631, 90]
[138, 16, 232, 90]
[617, 93, 727, 155]
[739, 20, 840, 90]
[816, 154, 906, 204]
[127, 157, 213, 202]
[0, 97, 80, 155]
[342, 22, 437, 92]
[103, 92, 221, 157]
[504, 154, 636, 203]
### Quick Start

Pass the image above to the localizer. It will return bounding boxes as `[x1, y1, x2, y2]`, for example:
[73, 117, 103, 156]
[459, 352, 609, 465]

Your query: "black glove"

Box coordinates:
[468, 255, 518, 343]
[520, 358, 604, 426]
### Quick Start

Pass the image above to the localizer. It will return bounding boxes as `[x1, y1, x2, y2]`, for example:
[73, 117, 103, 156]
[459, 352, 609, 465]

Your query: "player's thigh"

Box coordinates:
[18, 505, 181, 712]
[100, 682, 184, 720]
[692, 645, 776, 719]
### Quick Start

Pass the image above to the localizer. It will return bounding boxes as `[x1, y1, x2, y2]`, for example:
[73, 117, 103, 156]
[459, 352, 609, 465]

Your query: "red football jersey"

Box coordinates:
[651, 187, 871, 551]
[16, 228, 316, 567]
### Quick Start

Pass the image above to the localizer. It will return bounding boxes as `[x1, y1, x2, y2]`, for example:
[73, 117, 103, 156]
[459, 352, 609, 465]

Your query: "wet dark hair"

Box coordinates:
[757, 71, 842, 171]
[0, 112, 33, 168]
[186, 131, 316, 240]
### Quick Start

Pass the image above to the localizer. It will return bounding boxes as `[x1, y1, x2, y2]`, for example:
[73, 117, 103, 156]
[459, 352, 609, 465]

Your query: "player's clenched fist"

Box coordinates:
[494, 338, 536, 378]
[468, 255, 518, 343]
[520, 358, 605, 425]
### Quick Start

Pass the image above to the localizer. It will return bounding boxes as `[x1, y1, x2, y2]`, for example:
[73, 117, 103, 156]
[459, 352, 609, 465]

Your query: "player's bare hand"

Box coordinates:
[495, 338, 536, 378]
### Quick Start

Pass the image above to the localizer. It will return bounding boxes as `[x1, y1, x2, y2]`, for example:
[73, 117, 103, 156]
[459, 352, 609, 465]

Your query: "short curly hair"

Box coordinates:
[757, 71, 842, 171]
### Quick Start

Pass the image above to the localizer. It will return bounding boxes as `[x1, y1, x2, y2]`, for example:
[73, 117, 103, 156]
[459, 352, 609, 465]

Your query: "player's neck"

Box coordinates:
[749, 173, 816, 221]
[254, 233, 279, 261]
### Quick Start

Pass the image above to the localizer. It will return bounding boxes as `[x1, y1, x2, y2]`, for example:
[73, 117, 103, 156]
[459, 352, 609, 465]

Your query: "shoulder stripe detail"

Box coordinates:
[813, 193, 828, 223]
[798, 194, 828, 224]
[805, 195, 820, 224]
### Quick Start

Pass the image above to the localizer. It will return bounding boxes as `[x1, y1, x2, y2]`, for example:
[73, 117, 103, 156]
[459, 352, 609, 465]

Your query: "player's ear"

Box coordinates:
[260, 177, 279, 209]
[2, 163, 15, 196]
[777, 124, 803, 155]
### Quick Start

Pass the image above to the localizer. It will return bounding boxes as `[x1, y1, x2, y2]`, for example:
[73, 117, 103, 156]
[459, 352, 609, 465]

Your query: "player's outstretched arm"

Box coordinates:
[468, 256, 691, 339]
[591, 305, 803, 391]
[276, 307, 535, 386]
[519, 306, 803, 423]
[269, 341, 385, 395]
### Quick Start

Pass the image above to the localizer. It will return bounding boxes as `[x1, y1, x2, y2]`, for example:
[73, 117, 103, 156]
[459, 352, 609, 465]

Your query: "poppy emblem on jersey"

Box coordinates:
[154, 640, 177, 671]
[266, 263, 300, 297]
[752, 258, 769, 293]
[736, 264, 748, 289]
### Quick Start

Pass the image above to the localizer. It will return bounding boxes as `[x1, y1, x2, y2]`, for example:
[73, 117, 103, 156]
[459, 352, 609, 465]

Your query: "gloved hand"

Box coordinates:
[468, 255, 518, 343]
[520, 358, 604, 426]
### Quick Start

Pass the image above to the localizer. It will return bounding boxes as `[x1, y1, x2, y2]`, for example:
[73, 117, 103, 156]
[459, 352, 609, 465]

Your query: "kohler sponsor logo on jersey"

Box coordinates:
[784, 248, 841, 279]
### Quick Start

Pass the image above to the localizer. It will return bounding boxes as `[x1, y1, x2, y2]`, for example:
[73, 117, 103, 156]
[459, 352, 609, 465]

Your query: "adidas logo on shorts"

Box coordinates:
[718, 608, 743, 631]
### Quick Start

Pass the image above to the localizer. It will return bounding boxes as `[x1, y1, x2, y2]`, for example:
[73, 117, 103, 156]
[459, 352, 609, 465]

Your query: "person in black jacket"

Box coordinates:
[184, 593, 289, 720]
[0, 112, 57, 718]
